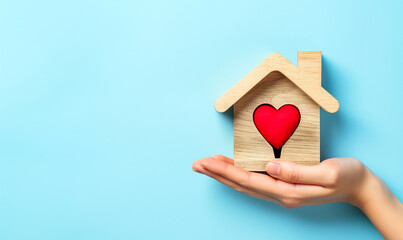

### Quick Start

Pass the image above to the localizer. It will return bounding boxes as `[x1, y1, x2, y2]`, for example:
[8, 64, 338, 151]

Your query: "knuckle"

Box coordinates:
[240, 172, 253, 187]
[351, 158, 365, 172]
[288, 167, 301, 183]
[282, 204, 297, 209]
[281, 197, 302, 207]
[212, 154, 224, 160]
[326, 167, 340, 186]
[233, 187, 244, 193]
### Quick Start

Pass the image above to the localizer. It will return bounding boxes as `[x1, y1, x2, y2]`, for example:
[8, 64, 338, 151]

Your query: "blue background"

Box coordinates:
[1, 0, 402, 239]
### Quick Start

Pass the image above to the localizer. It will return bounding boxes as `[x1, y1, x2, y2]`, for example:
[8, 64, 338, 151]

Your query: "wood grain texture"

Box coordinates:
[215, 51, 339, 113]
[234, 71, 320, 171]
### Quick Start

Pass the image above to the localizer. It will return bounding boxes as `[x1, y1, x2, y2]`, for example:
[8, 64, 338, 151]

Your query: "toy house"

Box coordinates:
[215, 51, 339, 171]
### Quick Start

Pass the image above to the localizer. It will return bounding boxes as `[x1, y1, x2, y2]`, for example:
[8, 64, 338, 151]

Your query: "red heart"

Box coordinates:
[253, 104, 301, 150]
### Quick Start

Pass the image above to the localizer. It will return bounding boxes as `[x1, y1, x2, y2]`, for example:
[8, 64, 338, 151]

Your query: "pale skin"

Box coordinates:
[192, 155, 403, 239]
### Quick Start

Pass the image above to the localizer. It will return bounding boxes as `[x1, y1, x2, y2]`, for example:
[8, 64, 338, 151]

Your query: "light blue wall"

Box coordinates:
[1, 0, 401, 239]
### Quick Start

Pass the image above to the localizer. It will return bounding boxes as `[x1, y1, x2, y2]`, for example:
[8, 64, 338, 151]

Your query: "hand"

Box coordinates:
[192, 155, 369, 208]
[192, 155, 403, 239]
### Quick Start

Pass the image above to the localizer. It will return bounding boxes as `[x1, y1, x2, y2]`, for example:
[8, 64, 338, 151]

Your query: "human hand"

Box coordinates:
[192, 155, 369, 208]
[192, 155, 403, 238]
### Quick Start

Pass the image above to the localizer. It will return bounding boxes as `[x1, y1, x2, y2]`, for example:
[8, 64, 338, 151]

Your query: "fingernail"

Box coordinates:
[266, 162, 280, 176]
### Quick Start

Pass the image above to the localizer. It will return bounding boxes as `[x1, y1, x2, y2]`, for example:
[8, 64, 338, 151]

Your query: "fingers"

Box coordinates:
[198, 156, 284, 196]
[211, 154, 234, 165]
[196, 156, 331, 199]
[266, 160, 336, 186]
[194, 162, 285, 205]
[192, 156, 280, 197]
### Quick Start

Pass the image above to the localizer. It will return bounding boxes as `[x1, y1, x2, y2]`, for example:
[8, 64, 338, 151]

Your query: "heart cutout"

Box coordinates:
[253, 104, 301, 158]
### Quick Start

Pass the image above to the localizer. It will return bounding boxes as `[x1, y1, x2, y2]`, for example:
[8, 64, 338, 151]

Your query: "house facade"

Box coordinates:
[215, 51, 339, 171]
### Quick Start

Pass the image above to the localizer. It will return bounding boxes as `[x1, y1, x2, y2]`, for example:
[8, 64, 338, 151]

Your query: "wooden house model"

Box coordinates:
[214, 51, 339, 171]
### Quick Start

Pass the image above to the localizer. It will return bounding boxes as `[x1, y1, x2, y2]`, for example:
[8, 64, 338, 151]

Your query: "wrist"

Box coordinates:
[349, 167, 382, 209]
[350, 167, 398, 215]
[349, 167, 403, 239]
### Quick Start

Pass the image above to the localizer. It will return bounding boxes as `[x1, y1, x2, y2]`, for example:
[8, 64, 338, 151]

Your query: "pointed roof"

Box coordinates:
[214, 51, 339, 113]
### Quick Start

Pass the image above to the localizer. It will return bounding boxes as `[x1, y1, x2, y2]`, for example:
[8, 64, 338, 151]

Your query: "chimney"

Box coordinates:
[297, 51, 322, 85]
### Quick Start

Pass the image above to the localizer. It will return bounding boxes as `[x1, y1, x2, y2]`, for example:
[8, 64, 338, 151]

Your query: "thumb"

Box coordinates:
[266, 161, 328, 185]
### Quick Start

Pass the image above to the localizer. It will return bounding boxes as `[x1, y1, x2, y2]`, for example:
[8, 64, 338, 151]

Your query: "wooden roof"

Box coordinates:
[214, 51, 340, 113]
